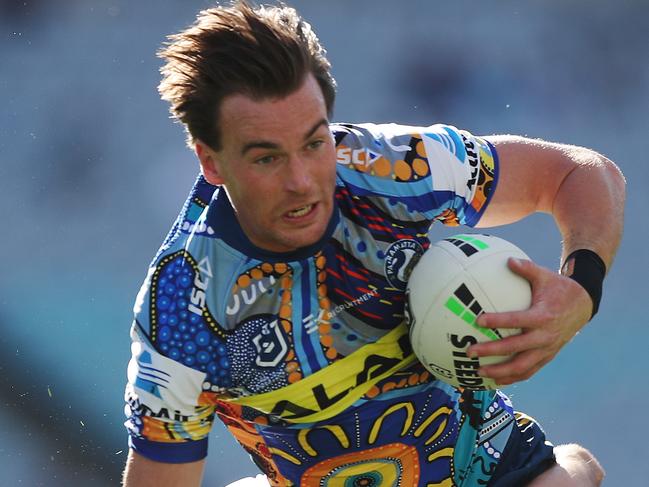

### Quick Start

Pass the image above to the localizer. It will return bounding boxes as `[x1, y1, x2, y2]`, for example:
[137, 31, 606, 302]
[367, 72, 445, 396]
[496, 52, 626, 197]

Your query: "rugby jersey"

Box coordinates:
[124, 123, 523, 486]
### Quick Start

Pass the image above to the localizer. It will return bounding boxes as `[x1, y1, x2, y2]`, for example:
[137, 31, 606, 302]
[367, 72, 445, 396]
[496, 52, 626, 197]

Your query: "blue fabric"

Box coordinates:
[129, 436, 209, 463]
[488, 413, 556, 486]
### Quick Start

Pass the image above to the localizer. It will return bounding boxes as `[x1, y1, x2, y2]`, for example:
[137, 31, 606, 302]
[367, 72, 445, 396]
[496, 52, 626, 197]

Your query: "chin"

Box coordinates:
[281, 229, 325, 252]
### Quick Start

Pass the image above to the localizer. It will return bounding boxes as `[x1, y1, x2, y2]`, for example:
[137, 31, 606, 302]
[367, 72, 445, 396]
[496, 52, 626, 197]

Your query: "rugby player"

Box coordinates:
[122, 2, 624, 486]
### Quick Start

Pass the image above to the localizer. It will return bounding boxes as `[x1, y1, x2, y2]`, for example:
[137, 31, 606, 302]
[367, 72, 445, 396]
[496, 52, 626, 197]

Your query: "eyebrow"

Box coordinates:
[240, 118, 329, 157]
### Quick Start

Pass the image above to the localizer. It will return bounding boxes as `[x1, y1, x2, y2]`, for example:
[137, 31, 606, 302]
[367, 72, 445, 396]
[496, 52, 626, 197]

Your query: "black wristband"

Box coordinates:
[561, 249, 606, 318]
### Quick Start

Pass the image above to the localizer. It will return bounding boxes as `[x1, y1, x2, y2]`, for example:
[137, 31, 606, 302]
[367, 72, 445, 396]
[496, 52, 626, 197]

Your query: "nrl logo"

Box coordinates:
[252, 319, 288, 368]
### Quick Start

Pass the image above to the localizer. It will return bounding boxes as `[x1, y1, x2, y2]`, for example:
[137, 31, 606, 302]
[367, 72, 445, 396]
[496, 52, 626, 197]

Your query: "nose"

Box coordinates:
[284, 157, 313, 194]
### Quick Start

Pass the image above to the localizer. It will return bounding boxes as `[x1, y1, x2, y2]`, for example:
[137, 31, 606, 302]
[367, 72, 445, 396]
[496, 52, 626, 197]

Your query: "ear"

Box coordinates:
[195, 140, 225, 185]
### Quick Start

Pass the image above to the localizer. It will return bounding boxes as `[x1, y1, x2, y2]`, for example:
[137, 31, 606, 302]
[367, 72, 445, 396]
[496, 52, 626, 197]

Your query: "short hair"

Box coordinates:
[158, 1, 337, 150]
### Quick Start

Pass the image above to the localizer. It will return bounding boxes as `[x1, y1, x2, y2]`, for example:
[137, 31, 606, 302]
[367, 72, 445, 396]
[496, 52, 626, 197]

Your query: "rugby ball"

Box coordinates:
[406, 234, 531, 389]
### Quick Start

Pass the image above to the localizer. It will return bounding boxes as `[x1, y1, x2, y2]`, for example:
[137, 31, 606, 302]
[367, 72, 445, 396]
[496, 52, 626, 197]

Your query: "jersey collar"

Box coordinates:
[206, 187, 339, 262]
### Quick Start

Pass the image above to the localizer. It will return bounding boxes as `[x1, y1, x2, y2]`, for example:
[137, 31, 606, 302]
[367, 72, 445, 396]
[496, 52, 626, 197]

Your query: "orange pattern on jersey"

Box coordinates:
[300, 442, 420, 486]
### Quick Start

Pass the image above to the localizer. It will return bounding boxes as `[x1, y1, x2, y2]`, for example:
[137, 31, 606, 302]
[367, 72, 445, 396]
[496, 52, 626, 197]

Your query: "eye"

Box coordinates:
[254, 155, 276, 165]
[307, 139, 324, 151]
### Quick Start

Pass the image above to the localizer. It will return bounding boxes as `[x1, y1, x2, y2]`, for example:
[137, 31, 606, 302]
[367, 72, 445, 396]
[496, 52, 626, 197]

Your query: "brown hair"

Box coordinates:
[158, 1, 336, 150]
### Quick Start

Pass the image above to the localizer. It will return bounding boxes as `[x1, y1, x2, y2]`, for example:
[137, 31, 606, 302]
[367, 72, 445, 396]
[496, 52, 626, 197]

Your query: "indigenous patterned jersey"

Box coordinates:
[125, 123, 520, 486]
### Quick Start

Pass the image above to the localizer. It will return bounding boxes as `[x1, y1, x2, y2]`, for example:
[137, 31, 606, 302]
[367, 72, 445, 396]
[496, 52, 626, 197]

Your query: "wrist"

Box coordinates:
[560, 249, 606, 318]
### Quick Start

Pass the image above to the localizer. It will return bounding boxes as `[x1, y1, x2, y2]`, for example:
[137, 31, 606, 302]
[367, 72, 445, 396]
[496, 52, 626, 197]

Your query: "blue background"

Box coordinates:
[1, 1, 647, 485]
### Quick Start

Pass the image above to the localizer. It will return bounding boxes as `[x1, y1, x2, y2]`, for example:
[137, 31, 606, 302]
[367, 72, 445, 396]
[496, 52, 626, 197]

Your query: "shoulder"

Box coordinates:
[330, 122, 486, 164]
[330, 121, 485, 181]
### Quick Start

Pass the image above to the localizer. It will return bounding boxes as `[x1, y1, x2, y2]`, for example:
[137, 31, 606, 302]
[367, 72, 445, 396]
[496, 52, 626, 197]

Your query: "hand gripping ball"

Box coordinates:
[406, 234, 532, 389]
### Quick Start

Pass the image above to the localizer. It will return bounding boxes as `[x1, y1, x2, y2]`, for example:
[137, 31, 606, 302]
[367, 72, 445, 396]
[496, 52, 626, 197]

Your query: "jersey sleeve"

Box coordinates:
[124, 323, 216, 462]
[333, 123, 499, 227]
[123, 175, 219, 463]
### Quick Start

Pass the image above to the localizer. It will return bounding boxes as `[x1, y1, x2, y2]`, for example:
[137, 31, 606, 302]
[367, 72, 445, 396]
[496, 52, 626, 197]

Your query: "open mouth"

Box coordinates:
[286, 203, 315, 219]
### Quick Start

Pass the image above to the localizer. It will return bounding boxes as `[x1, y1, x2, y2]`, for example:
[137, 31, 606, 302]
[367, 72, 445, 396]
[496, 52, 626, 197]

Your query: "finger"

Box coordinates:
[478, 350, 546, 382]
[468, 329, 543, 358]
[478, 351, 552, 385]
[475, 309, 534, 329]
[507, 257, 543, 283]
[492, 375, 524, 387]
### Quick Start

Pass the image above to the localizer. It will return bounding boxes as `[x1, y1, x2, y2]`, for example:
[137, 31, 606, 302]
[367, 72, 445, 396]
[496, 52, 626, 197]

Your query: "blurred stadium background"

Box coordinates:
[1, 0, 647, 484]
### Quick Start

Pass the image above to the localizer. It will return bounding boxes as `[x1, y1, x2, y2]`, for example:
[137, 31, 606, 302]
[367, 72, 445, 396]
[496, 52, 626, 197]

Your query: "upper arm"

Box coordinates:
[123, 449, 206, 487]
[124, 323, 216, 462]
[476, 135, 595, 228]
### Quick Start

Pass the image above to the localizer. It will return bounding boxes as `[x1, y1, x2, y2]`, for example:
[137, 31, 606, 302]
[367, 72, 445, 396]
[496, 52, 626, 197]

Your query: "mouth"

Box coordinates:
[286, 203, 316, 219]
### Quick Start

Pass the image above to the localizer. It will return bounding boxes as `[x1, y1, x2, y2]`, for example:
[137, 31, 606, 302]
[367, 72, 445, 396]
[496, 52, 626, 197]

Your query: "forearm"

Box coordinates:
[469, 138, 626, 382]
[550, 150, 625, 269]
[123, 449, 206, 487]
[480, 136, 626, 270]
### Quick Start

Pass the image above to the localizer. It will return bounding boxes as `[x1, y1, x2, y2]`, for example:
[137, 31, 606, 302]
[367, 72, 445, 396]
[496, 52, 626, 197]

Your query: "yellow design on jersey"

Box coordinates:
[368, 402, 415, 444]
[224, 322, 415, 423]
[298, 425, 350, 457]
[427, 447, 454, 463]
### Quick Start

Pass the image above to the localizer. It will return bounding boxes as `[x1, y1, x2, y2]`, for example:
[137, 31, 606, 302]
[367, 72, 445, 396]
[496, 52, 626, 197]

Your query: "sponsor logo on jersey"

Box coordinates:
[336, 146, 382, 171]
[133, 401, 190, 422]
[461, 133, 480, 192]
[302, 289, 379, 335]
[226, 275, 277, 315]
[384, 239, 424, 290]
[226, 322, 415, 423]
[187, 257, 213, 316]
[303, 309, 328, 334]
[329, 289, 379, 320]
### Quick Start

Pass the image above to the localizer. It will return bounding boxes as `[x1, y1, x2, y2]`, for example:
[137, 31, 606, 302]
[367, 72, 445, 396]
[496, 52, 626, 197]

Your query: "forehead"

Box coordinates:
[217, 75, 329, 149]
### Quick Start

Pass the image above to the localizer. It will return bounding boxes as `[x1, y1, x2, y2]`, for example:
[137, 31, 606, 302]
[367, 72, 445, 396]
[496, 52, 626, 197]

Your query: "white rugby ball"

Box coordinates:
[406, 234, 531, 390]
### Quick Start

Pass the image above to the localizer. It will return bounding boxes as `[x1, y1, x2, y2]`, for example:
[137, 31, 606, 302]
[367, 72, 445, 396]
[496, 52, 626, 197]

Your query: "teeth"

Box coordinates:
[288, 205, 312, 218]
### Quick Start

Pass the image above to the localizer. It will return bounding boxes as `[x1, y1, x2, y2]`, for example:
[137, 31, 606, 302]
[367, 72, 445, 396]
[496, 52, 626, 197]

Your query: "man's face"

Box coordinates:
[197, 74, 337, 253]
